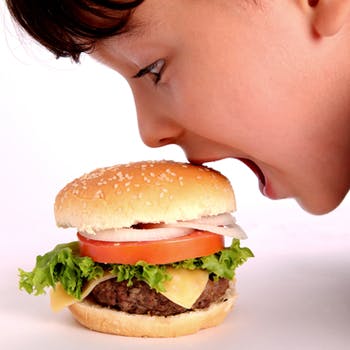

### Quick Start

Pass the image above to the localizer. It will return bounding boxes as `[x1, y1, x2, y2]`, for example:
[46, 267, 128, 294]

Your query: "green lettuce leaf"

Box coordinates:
[18, 242, 104, 299]
[173, 239, 254, 280]
[110, 262, 172, 292]
[19, 239, 253, 300]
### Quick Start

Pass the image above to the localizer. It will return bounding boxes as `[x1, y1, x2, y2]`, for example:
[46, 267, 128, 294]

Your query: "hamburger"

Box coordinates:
[19, 160, 253, 337]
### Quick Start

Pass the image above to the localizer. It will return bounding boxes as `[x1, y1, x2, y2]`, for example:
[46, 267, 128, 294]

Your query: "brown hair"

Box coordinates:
[6, 0, 144, 62]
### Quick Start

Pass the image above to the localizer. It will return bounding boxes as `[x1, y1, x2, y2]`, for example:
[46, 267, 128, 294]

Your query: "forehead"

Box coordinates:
[114, 0, 169, 40]
[91, 1, 180, 65]
[90, 1, 245, 70]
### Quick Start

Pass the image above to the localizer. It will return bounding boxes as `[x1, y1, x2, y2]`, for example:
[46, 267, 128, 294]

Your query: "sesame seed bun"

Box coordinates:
[68, 282, 236, 338]
[54, 160, 236, 233]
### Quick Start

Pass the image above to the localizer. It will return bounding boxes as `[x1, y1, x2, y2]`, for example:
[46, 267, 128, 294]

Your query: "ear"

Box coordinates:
[309, 0, 350, 36]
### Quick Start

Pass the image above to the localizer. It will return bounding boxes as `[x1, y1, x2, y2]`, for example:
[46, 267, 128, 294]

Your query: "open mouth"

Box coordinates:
[237, 158, 266, 187]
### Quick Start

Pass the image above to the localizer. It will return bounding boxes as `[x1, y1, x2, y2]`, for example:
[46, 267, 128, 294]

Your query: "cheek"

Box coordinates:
[171, 82, 236, 141]
[168, 26, 322, 165]
[169, 62, 289, 154]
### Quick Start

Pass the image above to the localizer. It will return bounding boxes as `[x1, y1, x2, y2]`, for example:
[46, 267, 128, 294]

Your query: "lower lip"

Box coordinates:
[237, 158, 280, 199]
[259, 178, 278, 199]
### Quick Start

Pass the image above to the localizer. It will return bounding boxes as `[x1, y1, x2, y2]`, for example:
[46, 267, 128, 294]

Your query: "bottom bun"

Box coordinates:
[69, 282, 236, 338]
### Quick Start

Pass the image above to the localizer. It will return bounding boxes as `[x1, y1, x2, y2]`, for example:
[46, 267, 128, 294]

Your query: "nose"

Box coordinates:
[134, 95, 183, 148]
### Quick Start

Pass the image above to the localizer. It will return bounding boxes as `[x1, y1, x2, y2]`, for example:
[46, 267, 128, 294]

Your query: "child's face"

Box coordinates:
[92, 0, 349, 214]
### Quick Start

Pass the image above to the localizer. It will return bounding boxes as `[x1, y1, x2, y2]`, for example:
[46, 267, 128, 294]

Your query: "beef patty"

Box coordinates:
[90, 277, 230, 316]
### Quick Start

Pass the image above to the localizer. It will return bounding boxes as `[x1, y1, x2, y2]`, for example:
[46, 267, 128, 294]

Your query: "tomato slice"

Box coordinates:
[77, 231, 224, 265]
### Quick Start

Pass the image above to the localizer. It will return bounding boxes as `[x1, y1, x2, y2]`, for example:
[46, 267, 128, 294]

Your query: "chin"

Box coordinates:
[296, 191, 348, 215]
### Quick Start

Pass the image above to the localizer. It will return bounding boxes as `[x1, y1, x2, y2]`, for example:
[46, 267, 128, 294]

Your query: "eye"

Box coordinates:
[133, 59, 165, 84]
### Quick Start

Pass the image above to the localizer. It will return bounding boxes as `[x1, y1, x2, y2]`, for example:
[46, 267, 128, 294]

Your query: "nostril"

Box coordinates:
[158, 137, 175, 146]
[137, 116, 184, 148]
[140, 135, 177, 148]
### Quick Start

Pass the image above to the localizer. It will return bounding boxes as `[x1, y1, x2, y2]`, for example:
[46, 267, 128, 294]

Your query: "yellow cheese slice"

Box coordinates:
[50, 269, 209, 312]
[161, 268, 209, 309]
[50, 283, 75, 312]
[50, 273, 115, 312]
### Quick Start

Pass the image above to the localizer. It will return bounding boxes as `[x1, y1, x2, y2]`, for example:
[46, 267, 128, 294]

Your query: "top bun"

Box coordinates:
[54, 160, 236, 233]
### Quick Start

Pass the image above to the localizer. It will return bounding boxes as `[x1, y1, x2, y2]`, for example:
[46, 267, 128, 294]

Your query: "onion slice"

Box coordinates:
[168, 221, 247, 239]
[170, 213, 247, 239]
[187, 213, 236, 226]
[79, 227, 194, 242]
[79, 213, 247, 242]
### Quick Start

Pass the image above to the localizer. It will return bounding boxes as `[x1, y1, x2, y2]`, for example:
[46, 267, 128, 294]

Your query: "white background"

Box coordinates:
[1, 3, 349, 349]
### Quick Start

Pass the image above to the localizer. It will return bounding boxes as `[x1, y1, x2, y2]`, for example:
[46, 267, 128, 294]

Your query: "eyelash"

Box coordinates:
[133, 59, 165, 84]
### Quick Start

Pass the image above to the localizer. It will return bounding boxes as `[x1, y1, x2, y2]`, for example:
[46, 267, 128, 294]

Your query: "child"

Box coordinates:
[6, 0, 350, 215]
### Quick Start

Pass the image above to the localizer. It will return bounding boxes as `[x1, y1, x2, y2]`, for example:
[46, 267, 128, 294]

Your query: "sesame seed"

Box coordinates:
[94, 190, 104, 199]
[116, 171, 125, 181]
[143, 177, 151, 183]
[165, 168, 176, 177]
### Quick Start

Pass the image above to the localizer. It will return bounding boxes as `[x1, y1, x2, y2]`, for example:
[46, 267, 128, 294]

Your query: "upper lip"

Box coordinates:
[187, 156, 222, 166]
[188, 157, 266, 187]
